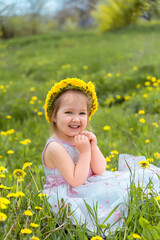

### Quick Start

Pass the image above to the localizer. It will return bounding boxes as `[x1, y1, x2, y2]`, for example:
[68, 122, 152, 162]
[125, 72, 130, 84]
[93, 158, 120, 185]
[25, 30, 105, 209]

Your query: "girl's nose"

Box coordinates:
[72, 116, 79, 122]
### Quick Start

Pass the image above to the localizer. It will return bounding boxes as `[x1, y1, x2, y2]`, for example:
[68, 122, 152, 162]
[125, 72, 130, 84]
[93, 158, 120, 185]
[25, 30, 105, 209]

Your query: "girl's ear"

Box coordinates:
[51, 114, 56, 123]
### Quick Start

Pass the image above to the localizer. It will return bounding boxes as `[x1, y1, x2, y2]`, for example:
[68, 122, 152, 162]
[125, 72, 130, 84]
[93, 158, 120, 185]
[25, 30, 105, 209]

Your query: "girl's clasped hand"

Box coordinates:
[74, 133, 91, 154]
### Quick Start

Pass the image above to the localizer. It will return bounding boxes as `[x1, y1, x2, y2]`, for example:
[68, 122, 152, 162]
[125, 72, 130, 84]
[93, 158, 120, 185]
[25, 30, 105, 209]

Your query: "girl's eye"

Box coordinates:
[65, 111, 72, 114]
[80, 112, 86, 115]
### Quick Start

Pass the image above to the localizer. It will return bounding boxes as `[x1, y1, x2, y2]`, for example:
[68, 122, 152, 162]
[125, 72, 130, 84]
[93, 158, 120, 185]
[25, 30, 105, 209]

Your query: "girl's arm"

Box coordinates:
[80, 132, 106, 175]
[44, 135, 91, 187]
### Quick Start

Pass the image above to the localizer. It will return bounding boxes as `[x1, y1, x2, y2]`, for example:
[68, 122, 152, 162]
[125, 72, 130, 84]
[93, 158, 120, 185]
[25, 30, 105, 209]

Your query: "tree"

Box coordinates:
[92, 0, 155, 32]
[0, 1, 16, 38]
[55, 0, 98, 28]
[26, 0, 50, 34]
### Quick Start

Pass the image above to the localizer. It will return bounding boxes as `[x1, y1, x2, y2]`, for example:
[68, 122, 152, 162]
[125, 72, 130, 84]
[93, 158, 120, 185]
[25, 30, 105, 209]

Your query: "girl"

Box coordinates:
[42, 78, 160, 235]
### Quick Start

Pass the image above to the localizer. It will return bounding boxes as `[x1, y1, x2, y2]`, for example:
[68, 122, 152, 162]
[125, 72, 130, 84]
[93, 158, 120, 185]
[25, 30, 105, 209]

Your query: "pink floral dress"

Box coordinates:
[42, 137, 160, 236]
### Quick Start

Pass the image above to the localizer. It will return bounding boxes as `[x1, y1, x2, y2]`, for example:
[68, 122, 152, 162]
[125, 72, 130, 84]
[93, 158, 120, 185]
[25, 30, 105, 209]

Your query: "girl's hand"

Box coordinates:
[74, 134, 91, 153]
[80, 131, 97, 150]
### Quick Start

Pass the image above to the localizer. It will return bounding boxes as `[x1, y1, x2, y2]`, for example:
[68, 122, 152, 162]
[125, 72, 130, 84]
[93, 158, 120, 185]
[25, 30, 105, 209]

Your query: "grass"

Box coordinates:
[0, 21, 160, 239]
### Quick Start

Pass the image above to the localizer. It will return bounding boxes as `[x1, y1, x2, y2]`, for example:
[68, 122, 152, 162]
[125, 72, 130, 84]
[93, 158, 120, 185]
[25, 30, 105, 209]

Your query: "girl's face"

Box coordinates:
[52, 91, 88, 141]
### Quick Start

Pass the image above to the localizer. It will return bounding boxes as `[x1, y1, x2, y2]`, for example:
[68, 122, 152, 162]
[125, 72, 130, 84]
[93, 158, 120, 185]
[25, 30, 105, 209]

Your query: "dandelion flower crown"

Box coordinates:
[44, 78, 98, 123]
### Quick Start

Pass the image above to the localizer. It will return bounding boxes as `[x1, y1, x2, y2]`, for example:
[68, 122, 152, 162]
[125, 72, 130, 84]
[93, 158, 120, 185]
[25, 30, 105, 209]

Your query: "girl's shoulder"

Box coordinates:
[42, 137, 76, 166]
[45, 137, 76, 149]
[42, 138, 67, 169]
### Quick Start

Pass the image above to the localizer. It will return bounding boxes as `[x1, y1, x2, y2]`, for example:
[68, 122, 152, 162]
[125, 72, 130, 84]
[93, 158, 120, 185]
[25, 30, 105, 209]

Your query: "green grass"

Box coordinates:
[0, 21, 160, 239]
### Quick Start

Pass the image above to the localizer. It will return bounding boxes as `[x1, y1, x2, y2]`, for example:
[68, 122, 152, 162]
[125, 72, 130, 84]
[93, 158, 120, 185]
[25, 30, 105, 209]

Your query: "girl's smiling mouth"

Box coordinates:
[69, 125, 80, 129]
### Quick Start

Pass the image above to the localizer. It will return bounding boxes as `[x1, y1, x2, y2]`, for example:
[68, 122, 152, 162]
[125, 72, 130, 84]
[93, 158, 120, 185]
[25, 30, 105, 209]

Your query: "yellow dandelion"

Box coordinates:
[0, 155, 2, 159]
[0, 184, 11, 190]
[38, 193, 46, 197]
[143, 94, 148, 98]
[136, 84, 141, 89]
[130, 128, 134, 131]
[30, 87, 35, 91]
[19, 139, 31, 145]
[32, 96, 37, 101]
[138, 110, 145, 115]
[91, 236, 103, 240]
[14, 191, 25, 198]
[13, 169, 26, 179]
[29, 100, 34, 104]
[37, 112, 43, 116]
[132, 233, 142, 239]
[0, 173, 5, 178]
[61, 64, 71, 69]
[138, 161, 150, 169]
[116, 72, 120, 77]
[105, 157, 111, 162]
[23, 210, 33, 216]
[146, 75, 151, 80]
[144, 81, 151, 86]
[7, 193, 16, 198]
[156, 196, 160, 201]
[83, 65, 88, 70]
[0, 85, 4, 89]
[0, 166, 6, 172]
[35, 206, 43, 210]
[0, 197, 10, 205]
[6, 115, 12, 119]
[0, 202, 7, 209]
[6, 129, 15, 135]
[151, 77, 156, 82]
[124, 96, 131, 100]
[133, 66, 137, 71]
[19, 140, 26, 145]
[111, 150, 119, 155]
[23, 162, 32, 170]
[103, 126, 110, 131]
[139, 118, 145, 123]
[21, 228, 32, 234]
[30, 223, 39, 228]
[32, 236, 40, 240]
[116, 95, 121, 99]
[0, 212, 7, 222]
[7, 150, 14, 154]
[154, 152, 160, 159]
[111, 167, 117, 171]
[147, 158, 153, 162]
[25, 139, 31, 143]
[18, 178, 24, 183]
[152, 122, 159, 128]
[145, 139, 150, 144]
[107, 73, 112, 77]
[153, 82, 158, 87]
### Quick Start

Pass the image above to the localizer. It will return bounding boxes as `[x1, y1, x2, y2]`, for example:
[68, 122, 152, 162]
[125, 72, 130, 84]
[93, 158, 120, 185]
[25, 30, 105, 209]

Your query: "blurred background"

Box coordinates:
[0, 0, 160, 38]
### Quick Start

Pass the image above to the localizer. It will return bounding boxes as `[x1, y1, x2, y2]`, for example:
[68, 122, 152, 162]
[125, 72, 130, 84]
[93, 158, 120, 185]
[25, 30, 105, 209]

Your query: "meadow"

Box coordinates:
[0, 21, 160, 239]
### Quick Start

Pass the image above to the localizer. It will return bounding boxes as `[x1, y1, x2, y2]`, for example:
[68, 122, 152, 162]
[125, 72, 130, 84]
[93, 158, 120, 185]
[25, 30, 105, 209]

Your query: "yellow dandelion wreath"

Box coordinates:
[44, 78, 98, 123]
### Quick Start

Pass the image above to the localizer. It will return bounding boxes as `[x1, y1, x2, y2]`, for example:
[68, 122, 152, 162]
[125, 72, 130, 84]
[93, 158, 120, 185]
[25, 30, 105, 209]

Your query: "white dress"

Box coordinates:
[42, 137, 160, 236]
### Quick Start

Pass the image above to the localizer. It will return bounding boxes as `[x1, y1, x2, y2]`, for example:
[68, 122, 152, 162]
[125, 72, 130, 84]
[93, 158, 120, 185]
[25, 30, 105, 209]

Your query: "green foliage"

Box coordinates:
[139, 217, 160, 240]
[0, 15, 57, 39]
[92, 0, 149, 31]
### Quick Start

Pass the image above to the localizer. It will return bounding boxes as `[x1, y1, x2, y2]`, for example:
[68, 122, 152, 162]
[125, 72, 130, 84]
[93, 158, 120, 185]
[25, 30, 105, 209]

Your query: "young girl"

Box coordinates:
[42, 78, 160, 235]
